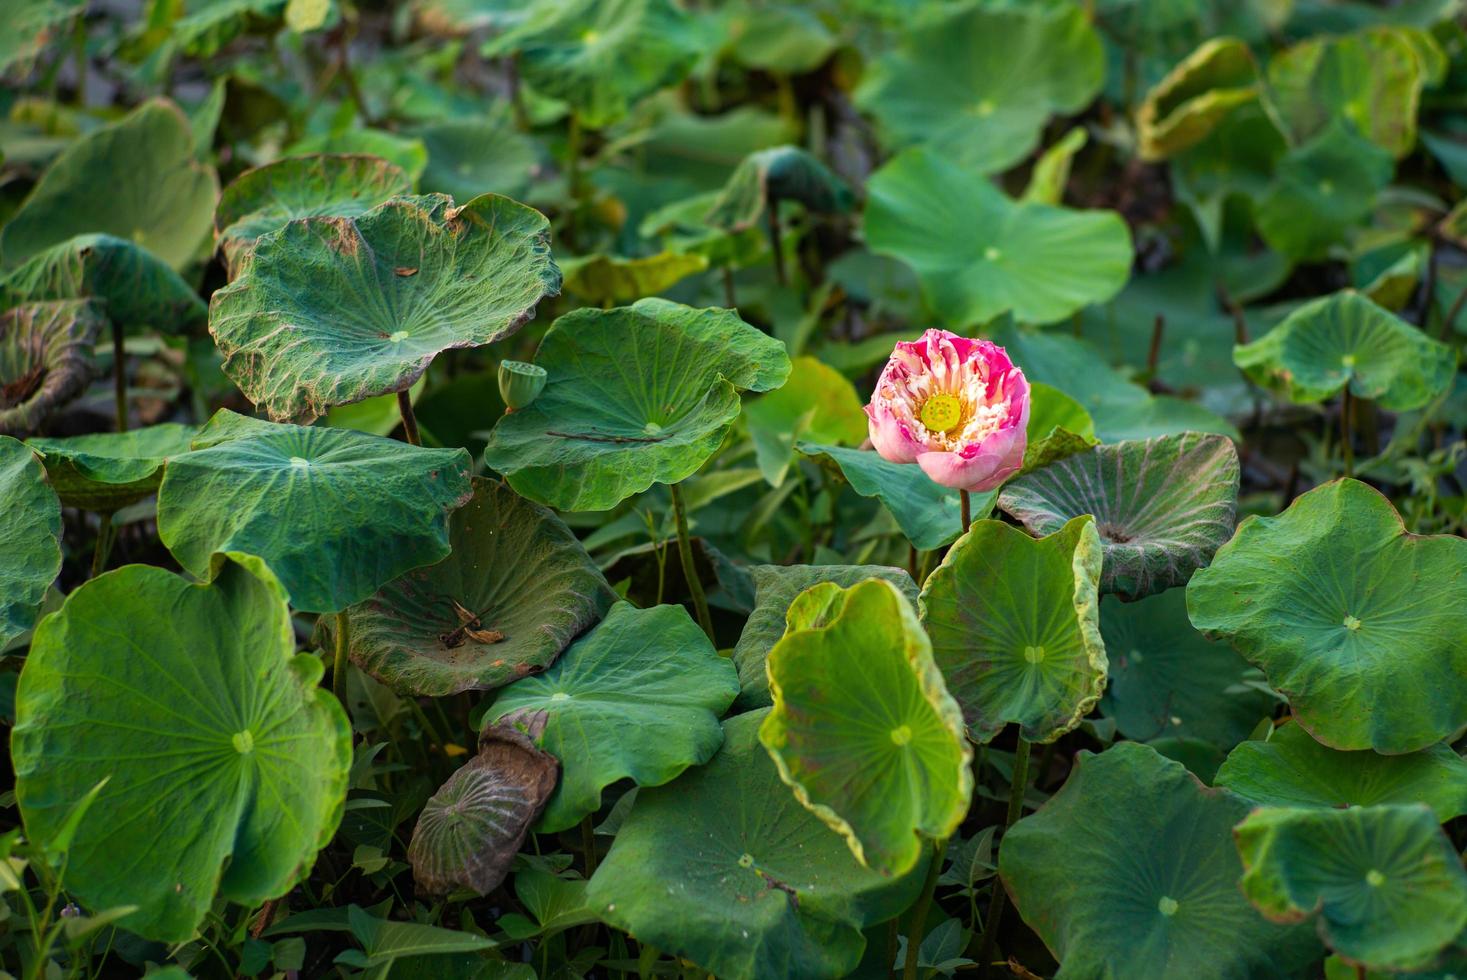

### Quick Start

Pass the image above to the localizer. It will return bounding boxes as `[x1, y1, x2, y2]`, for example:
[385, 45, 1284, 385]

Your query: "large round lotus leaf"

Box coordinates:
[1267, 27, 1429, 158]
[1216, 723, 1467, 823]
[1000, 432, 1240, 600]
[732, 563, 917, 709]
[1099, 588, 1275, 749]
[157, 410, 474, 614]
[585, 709, 927, 980]
[0, 99, 217, 271]
[11, 553, 351, 942]
[0, 233, 207, 333]
[486, 0, 701, 128]
[854, 2, 1102, 175]
[0, 435, 61, 648]
[208, 192, 560, 424]
[999, 741, 1322, 980]
[796, 442, 988, 551]
[1136, 37, 1260, 161]
[1236, 804, 1467, 972]
[213, 154, 412, 276]
[27, 423, 197, 511]
[864, 149, 1132, 327]
[760, 578, 972, 877]
[321, 478, 614, 696]
[745, 356, 867, 486]
[704, 146, 855, 233]
[414, 117, 539, 204]
[483, 299, 790, 512]
[484, 601, 739, 833]
[2, 0, 84, 71]
[1234, 291, 1456, 411]
[727, 4, 835, 74]
[1187, 479, 1467, 754]
[919, 516, 1106, 745]
[1255, 120, 1394, 262]
[559, 251, 709, 306]
[407, 723, 558, 896]
[0, 299, 102, 437]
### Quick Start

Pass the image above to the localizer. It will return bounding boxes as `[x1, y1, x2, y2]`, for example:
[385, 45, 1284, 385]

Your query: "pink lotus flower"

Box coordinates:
[865, 329, 1030, 493]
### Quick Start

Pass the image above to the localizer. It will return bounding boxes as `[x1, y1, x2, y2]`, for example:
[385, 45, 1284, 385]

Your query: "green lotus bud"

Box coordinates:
[498, 360, 547, 411]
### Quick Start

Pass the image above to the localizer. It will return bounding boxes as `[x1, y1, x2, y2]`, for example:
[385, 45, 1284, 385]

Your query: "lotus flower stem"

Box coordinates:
[766, 198, 786, 286]
[396, 390, 421, 446]
[961, 489, 971, 534]
[975, 734, 1033, 977]
[902, 836, 949, 980]
[111, 320, 127, 434]
[669, 483, 715, 642]
[332, 610, 351, 704]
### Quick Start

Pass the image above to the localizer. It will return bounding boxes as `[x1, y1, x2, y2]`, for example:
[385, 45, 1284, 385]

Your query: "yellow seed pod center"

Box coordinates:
[919, 393, 963, 433]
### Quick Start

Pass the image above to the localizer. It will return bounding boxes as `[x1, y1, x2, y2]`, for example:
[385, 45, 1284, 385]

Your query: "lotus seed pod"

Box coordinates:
[498, 360, 547, 411]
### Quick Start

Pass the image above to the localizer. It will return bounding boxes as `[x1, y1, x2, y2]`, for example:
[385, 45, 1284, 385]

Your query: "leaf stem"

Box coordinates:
[902, 836, 948, 980]
[332, 610, 351, 705]
[111, 320, 127, 433]
[766, 198, 786, 286]
[1341, 388, 1354, 478]
[397, 389, 421, 446]
[960, 489, 971, 535]
[669, 483, 715, 642]
[581, 814, 599, 876]
[90, 511, 114, 579]
[975, 734, 1032, 977]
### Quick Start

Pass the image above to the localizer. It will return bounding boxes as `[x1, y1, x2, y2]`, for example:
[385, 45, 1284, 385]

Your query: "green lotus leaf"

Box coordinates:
[315, 478, 613, 696]
[1021, 381, 1098, 474]
[1, 0, 84, 72]
[999, 741, 1322, 979]
[704, 146, 855, 233]
[1236, 804, 1467, 972]
[27, 423, 197, 512]
[732, 563, 918, 710]
[855, 2, 1103, 175]
[745, 356, 867, 486]
[483, 601, 739, 833]
[640, 192, 769, 269]
[0, 234, 207, 332]
[1099, 589, 1275, 749]
[585, 709, 927, 980]
[11, 553, 351, 942]
[213, 154, 413, 277]
[1217, 722, 1467, 823]
[486, 0, 702, 128]
[0, 435, 61, 649]
[1255, 120, 1395, 261]
[760, 578, 972, 876]
[919, 516, 1106, 745]
[416, 0, 527, 36]
[0, 299, 102, 437]
[0, 99, 218, 271]
[1000, 432, 1240, 600]
[1267, 26, 1430, 158]
[864, 148, 1132, 327]
[414, 116, 539, 204]
[796, 443, 989, 551]
[285, 130, 428, 183]
[1234, 290, 1457, 411]
[209, 192, 559, 423]
[559, 251, 709, 306]
[727, 4, 836, 74]
[407, 722, 559, 896]
[483, 299, 790, 512]
[1171, 99, 1288, 248]
[1187, 478, 1467, 754]
[1137, 37, 1261, 161]
[157, 409, 473, 614]
[1020, 126, 1088, 206]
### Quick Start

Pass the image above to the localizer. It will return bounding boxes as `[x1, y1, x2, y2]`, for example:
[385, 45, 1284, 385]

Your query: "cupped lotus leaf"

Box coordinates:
[406, 723, 558, 896]
[1099, 589, 1275, 749]
[1000, 432, 1240, 600]
[213, 154, 413, 276]
[559, 251, 709, 306]
[796, 443, 988, 551]
[1187, 479, 1467, 754]
[855, 2, 1103, 175]
[999, 741, 1323, 980]
[486, 0, 702, 128]
[1234, 291, 1457, 411]
[1216, 722, 1467, 823]
[1137, 37, 1261, 161]
[209, 192, 559, 423]
[157, 410, 473, 614]
[704, 146, 855, 233]
[11, 553, 351, 942]
[414, 117, 539, 205]
[0, 435, 61, 648]
[483, 299, 790, 512]
[864, 149, 1132, 327]
[0, 234, 207, 332]
[745, 356, 867, 486]
[0, 99, 218, 271]
[919, 516, 1106, 745]
[1267, 26, 1430, 158]
[483, 601, 740, 833]
[1236, 804, 1467, 972]
[759, 578, 972, 877]
[0, 299, 102, 437]
[1256, 120, 1395, 261]
[27, 423, 197, 511]
[321, 478, 614, 696]
[585, 709, 927, 980]
[732, 563, 918, 709]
